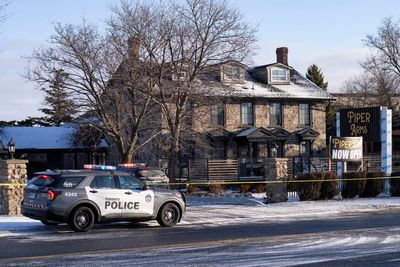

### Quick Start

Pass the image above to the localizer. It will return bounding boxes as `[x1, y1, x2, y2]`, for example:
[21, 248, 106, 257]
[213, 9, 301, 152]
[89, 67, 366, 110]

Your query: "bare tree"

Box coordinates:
[0, 0, 10, 26]
[27, 21, 160, 163]
[342, 17, 400, 115]
[109, 0, 257, 179]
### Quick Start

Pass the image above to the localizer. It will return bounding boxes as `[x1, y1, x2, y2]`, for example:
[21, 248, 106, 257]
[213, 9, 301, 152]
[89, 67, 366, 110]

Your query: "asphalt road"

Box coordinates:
[1, 209, 400, 266]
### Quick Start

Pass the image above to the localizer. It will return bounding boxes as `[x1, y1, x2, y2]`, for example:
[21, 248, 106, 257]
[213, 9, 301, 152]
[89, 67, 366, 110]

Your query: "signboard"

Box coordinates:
[340, 107, 381, 142]
[330, 136, 363, 162]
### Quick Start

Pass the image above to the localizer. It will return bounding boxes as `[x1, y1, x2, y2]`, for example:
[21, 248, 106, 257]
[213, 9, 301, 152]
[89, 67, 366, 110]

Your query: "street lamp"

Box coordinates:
[7, 138, 16, 159]
[270, 142, 278, 158]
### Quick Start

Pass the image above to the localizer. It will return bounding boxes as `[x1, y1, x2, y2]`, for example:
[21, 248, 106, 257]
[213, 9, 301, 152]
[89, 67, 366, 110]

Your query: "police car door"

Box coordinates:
[86, 175, 122, 219]
[117, 175, 155, 218]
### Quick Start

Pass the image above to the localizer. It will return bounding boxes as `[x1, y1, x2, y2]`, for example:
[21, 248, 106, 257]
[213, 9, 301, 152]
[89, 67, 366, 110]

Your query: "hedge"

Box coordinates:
[391, 172, 400, 196]
[296, 172, 339, 201]
[341, 171, 367, 199]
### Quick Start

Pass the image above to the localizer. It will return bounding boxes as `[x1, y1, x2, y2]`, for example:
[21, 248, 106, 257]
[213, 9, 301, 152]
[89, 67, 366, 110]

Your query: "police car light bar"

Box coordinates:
[83, 164, 116, 171]
[118, 163, 147, 168]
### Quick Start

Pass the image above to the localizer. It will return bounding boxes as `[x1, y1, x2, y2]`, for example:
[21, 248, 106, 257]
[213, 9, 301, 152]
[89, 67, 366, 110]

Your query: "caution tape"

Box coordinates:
[0, 183, 27, 187]
[1, 176, 400, 187]
[168, 175, 400, 186]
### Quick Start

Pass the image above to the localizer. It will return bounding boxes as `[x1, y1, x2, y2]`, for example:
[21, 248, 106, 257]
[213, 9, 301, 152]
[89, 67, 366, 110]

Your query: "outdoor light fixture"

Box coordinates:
[7, 138, 16, 159]
[270, 142, 278, 158]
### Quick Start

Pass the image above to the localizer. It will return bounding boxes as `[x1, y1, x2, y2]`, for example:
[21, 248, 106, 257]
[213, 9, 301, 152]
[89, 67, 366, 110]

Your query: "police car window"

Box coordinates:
[59, 176, 85, 188]
[118, 176, 143, 190]
[90, 176, 117, 189]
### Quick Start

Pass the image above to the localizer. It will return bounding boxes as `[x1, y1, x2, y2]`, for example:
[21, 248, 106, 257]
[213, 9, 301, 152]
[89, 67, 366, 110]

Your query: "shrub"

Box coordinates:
[360, 172, 385, 198]
[319, 172, 339, 200]
[186, 184, 198, 194]
[239, 184, 251, 193]
[252, 183, 266, 193]
[391, 172, 400, 196]
[209, 184, 225, 194]
[296, 172, 322, 201]
[341, 171, 367, 199]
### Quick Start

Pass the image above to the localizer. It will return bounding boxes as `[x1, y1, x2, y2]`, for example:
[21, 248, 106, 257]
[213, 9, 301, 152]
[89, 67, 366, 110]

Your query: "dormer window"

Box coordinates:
[221, 64, 244, 83]
[271, 68, 288, 82]
[172, 63, 189, 81]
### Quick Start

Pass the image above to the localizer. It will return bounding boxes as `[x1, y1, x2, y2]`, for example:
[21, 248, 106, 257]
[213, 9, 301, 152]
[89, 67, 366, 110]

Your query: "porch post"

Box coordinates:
[249, 142, 254, 176]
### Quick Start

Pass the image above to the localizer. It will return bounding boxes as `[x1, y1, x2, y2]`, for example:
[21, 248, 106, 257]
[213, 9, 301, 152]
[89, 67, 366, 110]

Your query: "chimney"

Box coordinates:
[276, 47, 288, 65]
[128, 37, 140, 60]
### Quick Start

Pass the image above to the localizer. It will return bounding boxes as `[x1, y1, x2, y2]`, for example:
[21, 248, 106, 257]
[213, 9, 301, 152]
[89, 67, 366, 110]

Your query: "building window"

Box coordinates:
[222, 65, 243, 82]
[269, 103, 282, 126]
[299, 141, 311, 156]
[299, 103, 310, 126]
[172, 64, 189, 81]
[241, 102, 253, 126]
[184, 101, 193, 127]
[210, 104, 225, 126]
[271, 68, 288, 82]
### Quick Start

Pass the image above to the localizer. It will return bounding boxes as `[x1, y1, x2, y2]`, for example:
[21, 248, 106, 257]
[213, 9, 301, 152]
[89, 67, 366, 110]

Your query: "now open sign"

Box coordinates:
[330, 136, 363, 162]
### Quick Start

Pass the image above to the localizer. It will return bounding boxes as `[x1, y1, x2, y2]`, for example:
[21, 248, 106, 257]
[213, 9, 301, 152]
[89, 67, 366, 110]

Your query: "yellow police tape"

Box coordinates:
[1, 176, 400, 187]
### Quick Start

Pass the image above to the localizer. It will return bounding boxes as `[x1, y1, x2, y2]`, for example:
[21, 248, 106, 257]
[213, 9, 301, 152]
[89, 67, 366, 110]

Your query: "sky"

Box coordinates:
[0, 0, 400, 121]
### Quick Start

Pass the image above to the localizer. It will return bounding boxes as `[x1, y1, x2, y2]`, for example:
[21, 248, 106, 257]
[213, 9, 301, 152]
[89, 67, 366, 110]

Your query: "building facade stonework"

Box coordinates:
[156, 47, 335, 174]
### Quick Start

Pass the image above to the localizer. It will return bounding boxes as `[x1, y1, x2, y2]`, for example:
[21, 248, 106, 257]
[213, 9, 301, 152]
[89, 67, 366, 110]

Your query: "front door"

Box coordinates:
[85, 175, 121, 219]
[117, 175, 155, 218]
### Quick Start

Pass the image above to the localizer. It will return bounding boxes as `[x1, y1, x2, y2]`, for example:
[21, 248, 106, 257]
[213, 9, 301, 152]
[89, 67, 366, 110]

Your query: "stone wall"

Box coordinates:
[225, 103, 241, 132]
[264, 158, 288, 203]
[254, 103, 269, 128]
[311, 103, 327, 156]
[0, 159, 28, 215]
[283, 103, 298, 132]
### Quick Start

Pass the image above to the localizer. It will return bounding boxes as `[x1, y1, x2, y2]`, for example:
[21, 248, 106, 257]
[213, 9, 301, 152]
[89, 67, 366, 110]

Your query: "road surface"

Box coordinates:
[1, 208, 400, 266]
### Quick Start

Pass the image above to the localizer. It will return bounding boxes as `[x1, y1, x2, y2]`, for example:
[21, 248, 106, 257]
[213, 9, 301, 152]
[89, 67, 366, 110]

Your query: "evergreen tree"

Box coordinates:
[306, 64, 328, 90]
[40, 69, 78, 126]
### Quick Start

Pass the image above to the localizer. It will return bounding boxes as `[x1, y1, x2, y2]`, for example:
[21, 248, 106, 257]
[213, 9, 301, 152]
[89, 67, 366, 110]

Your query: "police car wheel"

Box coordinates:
[40, 219, 59, 226]
[68, 206, 95, 232]
[157, 203, 180, 227]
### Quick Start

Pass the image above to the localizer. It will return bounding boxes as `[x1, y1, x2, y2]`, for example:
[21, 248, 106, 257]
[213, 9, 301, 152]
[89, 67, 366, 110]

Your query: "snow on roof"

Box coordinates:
[0, 126, 108, 150]
[203, 66, 334, 101]
[226, 68, 334, 100]
[235, 127, 258, 137]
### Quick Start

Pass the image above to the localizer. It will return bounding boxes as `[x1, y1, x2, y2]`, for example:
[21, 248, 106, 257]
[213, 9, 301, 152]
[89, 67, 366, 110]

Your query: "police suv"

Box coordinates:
[21, 165, 186, 232]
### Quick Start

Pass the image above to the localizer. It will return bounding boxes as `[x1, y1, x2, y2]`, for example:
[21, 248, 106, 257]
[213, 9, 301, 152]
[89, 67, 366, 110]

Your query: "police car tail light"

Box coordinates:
[36, 175, 50, 179]
[47, 190, 61, 201]
[83, 164, 116, 171]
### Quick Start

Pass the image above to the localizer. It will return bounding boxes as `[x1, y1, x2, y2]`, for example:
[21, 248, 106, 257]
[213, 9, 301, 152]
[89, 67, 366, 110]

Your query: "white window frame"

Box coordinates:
[271, 67, 288, 82]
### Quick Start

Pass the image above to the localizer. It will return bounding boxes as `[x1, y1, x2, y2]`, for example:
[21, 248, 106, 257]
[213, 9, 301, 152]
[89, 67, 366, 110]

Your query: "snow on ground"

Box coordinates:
[1, 196, 400, 237]
[183, 195, 400, 226]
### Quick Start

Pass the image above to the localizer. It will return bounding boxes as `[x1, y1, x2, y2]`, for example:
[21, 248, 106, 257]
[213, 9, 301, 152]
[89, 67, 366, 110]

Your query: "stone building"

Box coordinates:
[155, 48, 335, 176]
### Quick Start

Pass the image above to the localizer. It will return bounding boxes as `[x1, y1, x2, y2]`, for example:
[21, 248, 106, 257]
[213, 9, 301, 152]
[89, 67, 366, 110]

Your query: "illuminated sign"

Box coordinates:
[330, 136, 363, 162]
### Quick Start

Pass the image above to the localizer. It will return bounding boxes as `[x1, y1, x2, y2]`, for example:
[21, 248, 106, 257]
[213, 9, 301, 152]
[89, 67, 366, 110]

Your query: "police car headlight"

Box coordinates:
[173, 192, 181, 198]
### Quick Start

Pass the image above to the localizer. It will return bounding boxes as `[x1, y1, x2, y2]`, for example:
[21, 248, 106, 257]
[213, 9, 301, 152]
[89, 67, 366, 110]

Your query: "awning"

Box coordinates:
[294, 127, 320, 141]
[235, 127, 275, 142]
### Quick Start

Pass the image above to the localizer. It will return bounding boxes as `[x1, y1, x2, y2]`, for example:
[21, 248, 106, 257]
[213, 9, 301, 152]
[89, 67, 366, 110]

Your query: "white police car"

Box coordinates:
[21, 165, 186, 232]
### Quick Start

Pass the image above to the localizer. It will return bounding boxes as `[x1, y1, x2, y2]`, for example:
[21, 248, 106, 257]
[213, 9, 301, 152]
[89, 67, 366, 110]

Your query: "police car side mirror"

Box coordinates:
[143, 185, 150, 191]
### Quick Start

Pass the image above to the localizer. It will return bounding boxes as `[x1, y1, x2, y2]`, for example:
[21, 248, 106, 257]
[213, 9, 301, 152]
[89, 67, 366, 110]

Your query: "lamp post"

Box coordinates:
[270, 142, 278, 158]
[7, 138, 16, 159]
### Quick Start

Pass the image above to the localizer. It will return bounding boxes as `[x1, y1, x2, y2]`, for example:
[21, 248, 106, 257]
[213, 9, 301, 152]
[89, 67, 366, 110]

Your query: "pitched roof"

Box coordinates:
[0, 126, 108, 150]
[224, 68, 334, 100]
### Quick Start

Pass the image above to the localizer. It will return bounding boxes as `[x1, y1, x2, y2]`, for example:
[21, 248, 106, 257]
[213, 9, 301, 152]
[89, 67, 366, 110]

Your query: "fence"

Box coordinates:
[188, 154, 400, 181]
